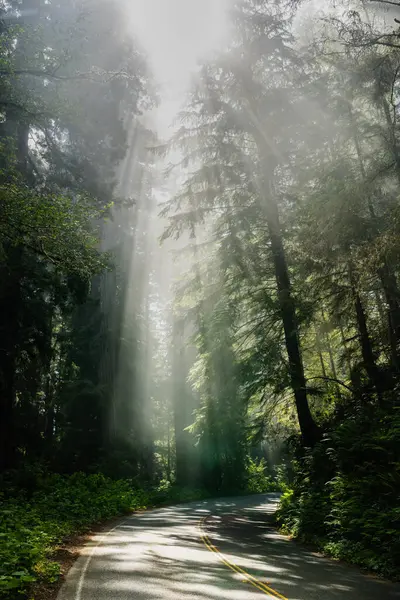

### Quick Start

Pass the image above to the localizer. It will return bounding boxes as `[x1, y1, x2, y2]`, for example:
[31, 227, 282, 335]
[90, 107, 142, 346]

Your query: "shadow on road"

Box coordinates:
[59, 494, 400, 600]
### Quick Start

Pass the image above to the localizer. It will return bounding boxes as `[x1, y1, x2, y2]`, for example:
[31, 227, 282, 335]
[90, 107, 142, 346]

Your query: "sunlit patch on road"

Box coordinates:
[57, 495, 400, 600]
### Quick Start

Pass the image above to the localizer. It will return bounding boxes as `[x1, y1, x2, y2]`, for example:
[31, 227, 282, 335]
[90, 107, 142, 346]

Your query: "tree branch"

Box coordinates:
[369, 0, 400, 7]
[307, 376, 354, 393]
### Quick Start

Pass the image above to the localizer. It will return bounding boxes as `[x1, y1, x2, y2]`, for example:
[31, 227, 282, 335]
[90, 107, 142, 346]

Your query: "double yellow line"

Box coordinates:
[199, 515, 288, 600]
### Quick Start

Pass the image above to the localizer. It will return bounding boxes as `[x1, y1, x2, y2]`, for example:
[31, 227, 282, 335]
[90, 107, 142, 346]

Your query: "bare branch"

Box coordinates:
[369, 0, 400, 7]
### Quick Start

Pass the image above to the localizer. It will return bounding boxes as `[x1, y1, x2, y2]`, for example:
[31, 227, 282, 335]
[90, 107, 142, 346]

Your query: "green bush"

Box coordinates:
[277, 407, 400, 580]
[149, 480, 211, 505]
[245, 457, 282, 494]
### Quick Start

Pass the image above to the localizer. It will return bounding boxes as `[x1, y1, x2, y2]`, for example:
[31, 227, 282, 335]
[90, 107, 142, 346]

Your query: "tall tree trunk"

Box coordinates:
[348, 100, 400, 367]
[264, 180, 319, 447]
[44, 401, 55, 445]
[166, 424, 171, 483]
[378, 265, 400, 370]
[172, 319, 189, 484]
[339, 321, 353, 378]
[354, 291, 383, 400]
[0, 352, 16, 472]
[327, 340, 338, 381]
[140, 265, 154, 483]
[316, 340, 327, 378]
[348, 263, 382, 400]
[0, 250, 22, 472]
[381, 95, 400, 183]
[374, 289, 386, 327]
[243, 74, 319, 445]
[320, 309, 338, 380]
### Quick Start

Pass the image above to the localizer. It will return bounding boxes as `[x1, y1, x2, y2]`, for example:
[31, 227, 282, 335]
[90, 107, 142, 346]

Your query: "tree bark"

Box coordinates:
[318, 347, 327, 379]
[264, 180, 319, 447]
[378, 265, 400, 370]
[321, 309, 338, 380]
[348, 263, 383, 399]
[0, 250, 22, 471]
[339, 321, 353, 377]
[172, 319, 189, 484]
[0, 352, 16, 472]
[348, 100, 400, 368]
[166, 424, 171, 483]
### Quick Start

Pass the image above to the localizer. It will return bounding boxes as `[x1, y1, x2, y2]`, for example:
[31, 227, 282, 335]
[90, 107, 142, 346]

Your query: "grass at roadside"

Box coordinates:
[276, 488, 400, 581]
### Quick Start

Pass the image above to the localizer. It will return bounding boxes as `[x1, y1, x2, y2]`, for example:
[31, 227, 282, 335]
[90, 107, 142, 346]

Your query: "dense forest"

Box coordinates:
[1, 0, 400, 597]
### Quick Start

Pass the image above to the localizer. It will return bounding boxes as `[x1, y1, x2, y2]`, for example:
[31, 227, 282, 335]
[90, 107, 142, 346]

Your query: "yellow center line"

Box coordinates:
[199, 515, 288, 600]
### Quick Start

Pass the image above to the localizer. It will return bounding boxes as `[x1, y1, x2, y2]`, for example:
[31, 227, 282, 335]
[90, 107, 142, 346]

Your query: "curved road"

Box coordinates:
[58, 494, 400, 600]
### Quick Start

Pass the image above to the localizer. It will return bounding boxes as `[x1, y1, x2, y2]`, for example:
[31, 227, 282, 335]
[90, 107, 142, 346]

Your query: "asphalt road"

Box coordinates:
[58, 493, 400, 600]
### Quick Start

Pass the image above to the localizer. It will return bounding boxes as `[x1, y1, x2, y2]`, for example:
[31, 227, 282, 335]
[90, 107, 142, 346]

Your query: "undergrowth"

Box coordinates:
[246, 457, 283, 494]
[276, 406, 400, 580]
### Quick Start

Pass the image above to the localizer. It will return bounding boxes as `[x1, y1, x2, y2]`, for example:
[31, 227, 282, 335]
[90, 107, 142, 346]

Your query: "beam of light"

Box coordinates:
[125, 0, 230, 139]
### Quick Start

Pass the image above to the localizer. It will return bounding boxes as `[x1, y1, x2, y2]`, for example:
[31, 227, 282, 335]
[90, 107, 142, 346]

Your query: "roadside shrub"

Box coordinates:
[277, 407, 400, 580]
[149, 481, 211, 505]
[246, 457, 282, 493]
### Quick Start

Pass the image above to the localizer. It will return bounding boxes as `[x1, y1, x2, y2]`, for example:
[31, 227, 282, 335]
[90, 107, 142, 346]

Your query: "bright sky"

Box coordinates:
[126, 0, 229, 136]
